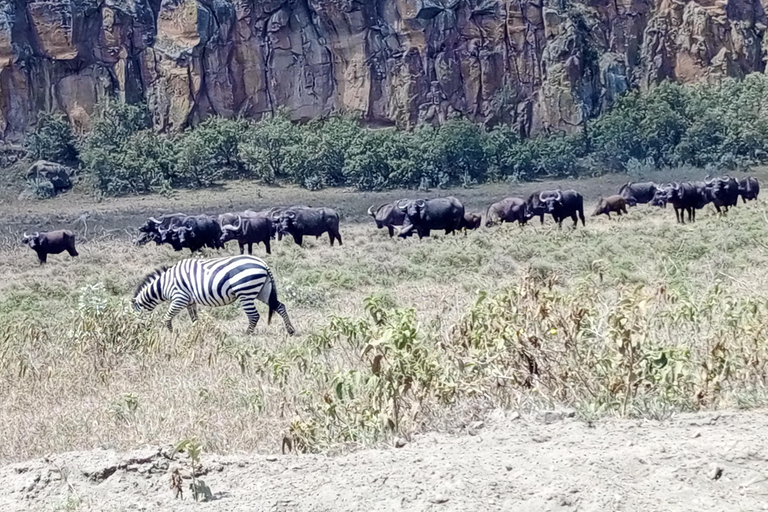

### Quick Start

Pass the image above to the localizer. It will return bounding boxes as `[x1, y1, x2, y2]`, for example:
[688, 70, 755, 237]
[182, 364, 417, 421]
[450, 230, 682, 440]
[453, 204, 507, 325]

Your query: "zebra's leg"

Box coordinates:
[240, 300, 261, 335]
[187, 303, 198, 322]
[274, 301, 296, 336]
[164, 295, 190, 332]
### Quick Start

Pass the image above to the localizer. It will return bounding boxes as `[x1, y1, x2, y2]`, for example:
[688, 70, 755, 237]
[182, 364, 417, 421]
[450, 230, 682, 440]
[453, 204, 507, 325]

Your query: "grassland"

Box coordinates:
[0, 168, 767, 463]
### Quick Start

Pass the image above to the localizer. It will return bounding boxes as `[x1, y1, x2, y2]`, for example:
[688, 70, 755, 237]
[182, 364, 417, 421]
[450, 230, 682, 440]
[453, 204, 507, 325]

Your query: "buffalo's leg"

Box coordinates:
[293, 234, 303, 246]
[264, 239, 271, 255]
[238, 242, 245, 255]
[539, 214, 545, 225]
[37, 251, 47, 264]
[187, 304, 198, 322]
[67, 247, 79, 257]
[388, 226, 394, 237]
[336, 232, 343, 245]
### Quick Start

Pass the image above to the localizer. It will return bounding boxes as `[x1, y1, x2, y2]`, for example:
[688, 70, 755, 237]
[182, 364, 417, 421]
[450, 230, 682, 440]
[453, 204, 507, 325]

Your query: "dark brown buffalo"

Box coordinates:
[460, 212, 482, 230]
[368, 200, 409, 237]
[398, 197, 465, 238]
[705, 176, 739, 214]
[278, 207, 342, 247]
[592, 195, 628, 218]
[136, 213, 186, 245]
[618, 182, 659, 206]
[162, 215, 223, 252]
[485, 197, 529, 227]
[22, 230, 79, 264]
[220, 213, 273, 254]
[738, 177, 759, 203]
[218, 210, 258, 228]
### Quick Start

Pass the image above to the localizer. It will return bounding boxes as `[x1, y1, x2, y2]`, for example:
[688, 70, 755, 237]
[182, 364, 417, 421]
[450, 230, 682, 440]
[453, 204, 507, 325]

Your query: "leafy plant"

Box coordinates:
[25, 112, 78, 164]
[173, 438, 213, 502]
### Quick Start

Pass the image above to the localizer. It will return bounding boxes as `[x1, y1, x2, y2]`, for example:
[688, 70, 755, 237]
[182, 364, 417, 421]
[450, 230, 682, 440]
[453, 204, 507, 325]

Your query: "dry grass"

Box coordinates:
[1, 169, 768, 462]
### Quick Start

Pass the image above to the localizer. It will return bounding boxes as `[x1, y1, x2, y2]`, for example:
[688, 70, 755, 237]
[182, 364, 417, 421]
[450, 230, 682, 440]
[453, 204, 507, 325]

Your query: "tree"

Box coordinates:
[24, 112, 78, 164]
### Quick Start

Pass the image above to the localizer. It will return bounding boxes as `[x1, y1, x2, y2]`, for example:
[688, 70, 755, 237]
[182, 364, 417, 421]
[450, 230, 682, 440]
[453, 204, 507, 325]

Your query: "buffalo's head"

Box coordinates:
[665, 183, 681, 202]
[402, 198, 426, 220]
[541, 190, 563, 213]
[280, 210, 298, 232]
[139, 217, 161, 234]
[22, 232, 41, 249]
[220, 216, 243, 244]
[175, 226, 197, 246]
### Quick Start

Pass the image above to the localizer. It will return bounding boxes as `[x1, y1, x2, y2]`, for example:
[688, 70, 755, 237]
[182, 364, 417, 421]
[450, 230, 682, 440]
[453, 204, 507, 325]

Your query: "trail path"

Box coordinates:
[2, 409, 767, 511]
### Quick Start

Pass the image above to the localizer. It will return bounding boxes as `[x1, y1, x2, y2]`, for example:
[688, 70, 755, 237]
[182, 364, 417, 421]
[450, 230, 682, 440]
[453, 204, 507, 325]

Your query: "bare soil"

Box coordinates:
[2, 409, 767, 511]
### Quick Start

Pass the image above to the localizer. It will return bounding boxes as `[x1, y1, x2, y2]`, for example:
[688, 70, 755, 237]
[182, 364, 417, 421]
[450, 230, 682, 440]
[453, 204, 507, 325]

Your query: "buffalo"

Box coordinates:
[220, 213, 273, 255]
[618, 182, 659, 206]
[650, 183, 675, 208]
[278, 207, 342, 246]
[592, 195, 628, 218]
[398, 197, 464, 239]
[665, 182, 707, 223]
[525, 192, 550, 225]
[738, 177, 759, 203]
[22, 230, 79, 264]
[218, 210, 258, 228]
[534, 190, 586, 228]
[368, 201, 409, 237]
[136, 213, 186, 245]
[164, 215, 223, 252]
[705, 176, 739, 214]
[485, 197, 529, 227]
[460, 212, 482, 231]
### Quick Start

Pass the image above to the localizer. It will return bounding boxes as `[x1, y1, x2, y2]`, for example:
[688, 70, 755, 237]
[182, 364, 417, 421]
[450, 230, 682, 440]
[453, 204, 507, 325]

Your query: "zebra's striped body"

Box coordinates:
[132, 255, 295, 335]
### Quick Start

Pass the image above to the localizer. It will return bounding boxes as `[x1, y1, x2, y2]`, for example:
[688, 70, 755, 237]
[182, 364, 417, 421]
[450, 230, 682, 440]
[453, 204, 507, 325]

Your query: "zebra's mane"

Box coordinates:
[133, 266, 168, 299]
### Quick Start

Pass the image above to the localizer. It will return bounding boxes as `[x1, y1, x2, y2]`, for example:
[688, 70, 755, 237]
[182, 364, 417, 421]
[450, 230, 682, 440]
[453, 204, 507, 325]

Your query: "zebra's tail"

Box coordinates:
[266, 268, 279, 325]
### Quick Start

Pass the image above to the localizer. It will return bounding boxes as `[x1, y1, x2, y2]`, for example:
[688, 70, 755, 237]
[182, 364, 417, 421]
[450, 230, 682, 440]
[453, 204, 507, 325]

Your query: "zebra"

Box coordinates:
[132, 255, 295, 335]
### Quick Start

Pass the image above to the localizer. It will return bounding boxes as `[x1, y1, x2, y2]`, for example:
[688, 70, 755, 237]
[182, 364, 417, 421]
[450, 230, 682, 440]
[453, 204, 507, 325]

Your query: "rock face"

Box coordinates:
[0, 0, 766, 140]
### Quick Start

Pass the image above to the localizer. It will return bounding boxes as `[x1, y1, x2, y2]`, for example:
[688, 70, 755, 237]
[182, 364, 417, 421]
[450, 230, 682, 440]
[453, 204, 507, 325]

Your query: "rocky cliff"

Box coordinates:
[0, 0, 766, 141]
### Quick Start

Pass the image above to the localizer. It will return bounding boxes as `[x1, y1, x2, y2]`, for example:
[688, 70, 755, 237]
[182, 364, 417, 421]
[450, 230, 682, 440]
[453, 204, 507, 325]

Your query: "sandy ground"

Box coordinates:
[1, 409, 767, 512]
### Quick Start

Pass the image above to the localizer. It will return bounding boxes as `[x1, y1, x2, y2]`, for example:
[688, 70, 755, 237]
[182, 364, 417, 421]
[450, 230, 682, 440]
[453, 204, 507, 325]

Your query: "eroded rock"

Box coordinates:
[0, 0, 766, 141]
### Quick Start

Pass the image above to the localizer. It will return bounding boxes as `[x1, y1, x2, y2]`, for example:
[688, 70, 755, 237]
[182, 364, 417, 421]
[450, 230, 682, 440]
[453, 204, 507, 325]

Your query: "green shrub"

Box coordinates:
[240, 110, 299, 183]
[24, 112, 78, 164]
[175, 117, 249, 187]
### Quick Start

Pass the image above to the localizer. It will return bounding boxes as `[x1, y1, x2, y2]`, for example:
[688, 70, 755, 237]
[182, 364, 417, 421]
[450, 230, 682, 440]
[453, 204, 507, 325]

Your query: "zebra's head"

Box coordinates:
[132, 267, 168, 312]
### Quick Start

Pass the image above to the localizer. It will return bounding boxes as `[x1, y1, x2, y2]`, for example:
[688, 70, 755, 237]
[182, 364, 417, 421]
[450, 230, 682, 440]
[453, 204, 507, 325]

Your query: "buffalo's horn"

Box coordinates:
[367, 205, 374, 216]
[234, 215, 242, 230]
[397, 199, 408, 210]
[34, 231, 39, 238]
[539, 192, 546, 202]
[555, 190, 563, 201]
[287, 210, 296, 219]
[148, 216, 161, 224]
[416, 199, 426, 208]
[22, 232, 29, 239]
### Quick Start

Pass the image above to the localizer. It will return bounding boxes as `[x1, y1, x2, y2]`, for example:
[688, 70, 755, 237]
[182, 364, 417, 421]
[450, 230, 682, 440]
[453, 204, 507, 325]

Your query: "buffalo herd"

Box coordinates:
[18, 175, 761, 263]
[134, 206, 342, 254]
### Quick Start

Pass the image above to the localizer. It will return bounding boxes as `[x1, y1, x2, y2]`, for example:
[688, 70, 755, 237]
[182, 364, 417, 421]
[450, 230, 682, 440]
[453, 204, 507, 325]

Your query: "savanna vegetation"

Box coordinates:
[0, 174, 767, 461]
[13, 73, 768, 197]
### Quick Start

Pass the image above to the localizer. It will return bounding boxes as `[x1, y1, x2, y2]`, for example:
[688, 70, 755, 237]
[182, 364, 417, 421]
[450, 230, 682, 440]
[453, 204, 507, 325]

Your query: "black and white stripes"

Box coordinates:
[132, 255, 295, 335]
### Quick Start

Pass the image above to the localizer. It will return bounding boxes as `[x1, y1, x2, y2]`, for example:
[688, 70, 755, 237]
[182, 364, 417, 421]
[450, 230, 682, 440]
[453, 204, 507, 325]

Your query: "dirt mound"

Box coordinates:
[2, 409, 767, 511]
